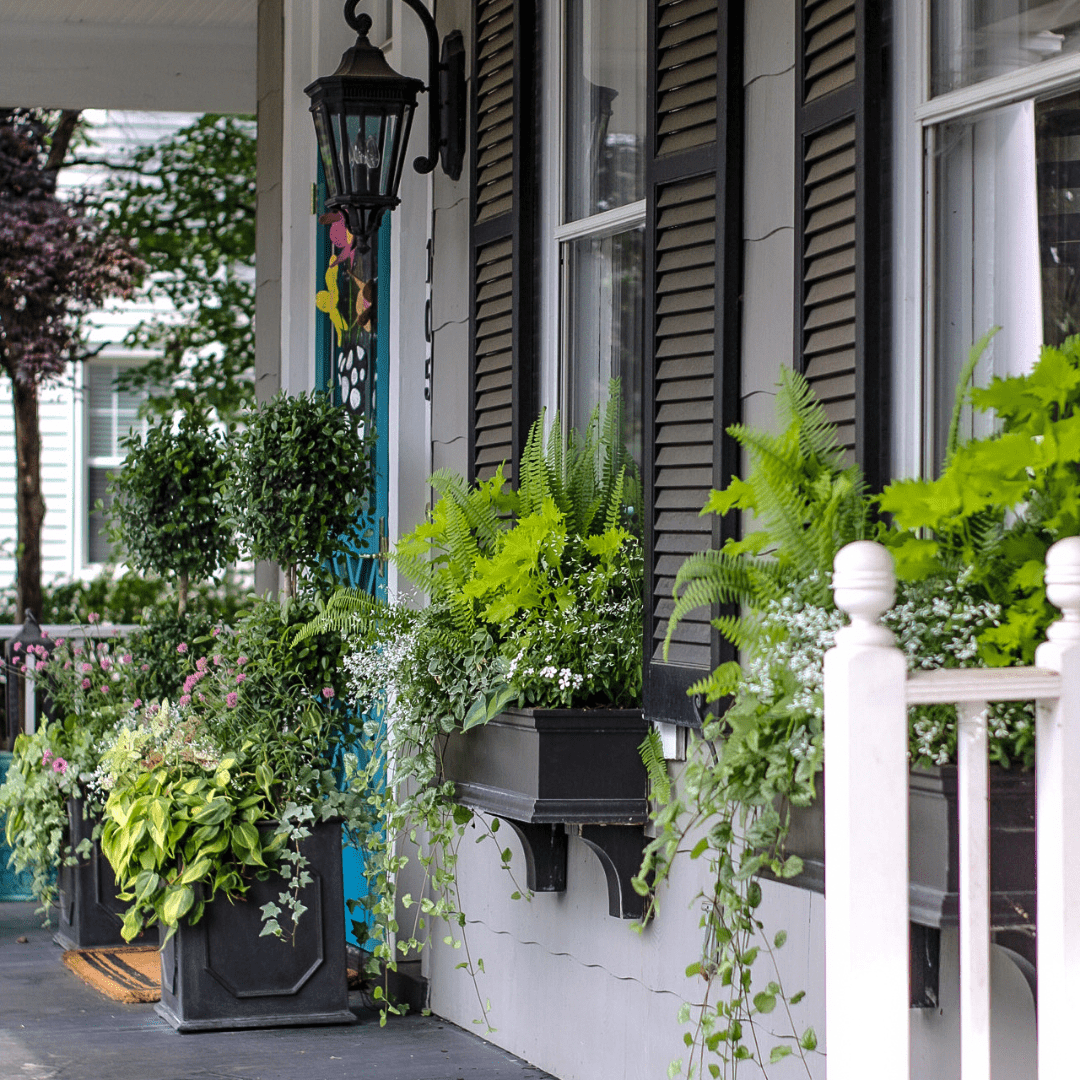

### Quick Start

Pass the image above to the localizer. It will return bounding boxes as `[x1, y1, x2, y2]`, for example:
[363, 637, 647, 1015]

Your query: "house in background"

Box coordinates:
[0, 1, 1074, 1077]
[0, 111, 197, 589]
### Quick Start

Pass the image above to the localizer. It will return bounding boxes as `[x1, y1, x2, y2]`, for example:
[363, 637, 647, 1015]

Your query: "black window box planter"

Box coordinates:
[777, 765, 1037, 1005]
[155, 819, 355, 1032]
[440, 707, 651, 919]
[55, 797, 140, 950]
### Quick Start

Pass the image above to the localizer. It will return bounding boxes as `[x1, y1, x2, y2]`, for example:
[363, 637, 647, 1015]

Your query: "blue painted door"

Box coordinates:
[315, 177, 389, 948]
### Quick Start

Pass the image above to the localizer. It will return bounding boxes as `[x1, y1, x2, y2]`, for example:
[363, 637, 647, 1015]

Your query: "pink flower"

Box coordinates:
[237, 655, 248, 667]
[196, 657, 208, 672]
[81, 678, 91, 690]
[81, 663, 92, 674]
[133, 699, 142, 709]
[140, 664, 150, 672]
[12, 642, 20, 652]
[73, 646, 83, 656]
[64, 661, 72, 670]
[197, 692, 205, 702]
[211, 626, 221, 637]
[100, 684, 109, 694]
[87, 612, 100, 624]
[55, 638, 65, 646]
[321, 686, 335, 700]
[225, 691, 239, 708]
[213, 654, 223, 666]
[177, 642, 188, 654]
[178, 694, 191, 707]
[52, 758, 67, 775]
[148, 703, 160, 716]
[99, 656, 111, 671]
[236, 673, 246, 685]
[183, 674, 198, 694]
[121, 653, 132, 665]
[42, 750, 52, 766]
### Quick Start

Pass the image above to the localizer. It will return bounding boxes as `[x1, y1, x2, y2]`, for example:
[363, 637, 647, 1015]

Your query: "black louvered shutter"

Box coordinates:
[469, 0, 539, 483]
[643, 0, 744, 727]
[795, 0, 887, 484]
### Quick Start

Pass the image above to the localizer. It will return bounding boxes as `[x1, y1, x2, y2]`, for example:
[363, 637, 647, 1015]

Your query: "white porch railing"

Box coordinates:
[824, 538, 1080, 1080]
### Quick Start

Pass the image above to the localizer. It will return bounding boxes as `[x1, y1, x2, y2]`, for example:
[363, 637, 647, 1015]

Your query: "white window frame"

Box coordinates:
[81, 357, 149, 570]
[539, 0, 647, 422]
[893, 0, 1080, 480]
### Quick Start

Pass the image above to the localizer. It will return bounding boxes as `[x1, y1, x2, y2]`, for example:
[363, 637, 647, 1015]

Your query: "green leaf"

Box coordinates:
[160, 884, 195, 926]
[769, 1045, 793, 1064]
[753, 991, 776, 1015]
[800, 1027, 818, 1051]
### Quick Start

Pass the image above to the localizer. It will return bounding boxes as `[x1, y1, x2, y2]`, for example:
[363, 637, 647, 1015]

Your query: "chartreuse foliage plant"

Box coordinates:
[106, 409, 236, 615]
[295, 387, 642, 1025]
[226, 390, 374, 598]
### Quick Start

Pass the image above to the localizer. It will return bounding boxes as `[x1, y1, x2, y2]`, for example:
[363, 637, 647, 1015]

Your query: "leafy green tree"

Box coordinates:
[226, 391, 374, 598]
[107, 410, 236, 615]
[98, 114, 256, 422]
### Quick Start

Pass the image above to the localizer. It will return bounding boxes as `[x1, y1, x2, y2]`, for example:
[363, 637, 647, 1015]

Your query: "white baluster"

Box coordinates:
[825, 541, 909, 1080]
[1035, 536, 1080, 1078]
[956, 700, 991, 1080]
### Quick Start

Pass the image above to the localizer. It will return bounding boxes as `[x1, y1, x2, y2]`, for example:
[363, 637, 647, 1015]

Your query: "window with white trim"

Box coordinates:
[896, 1, 1080, 473]
[551, 0, 646, 462]
[85, 362, 148, 565]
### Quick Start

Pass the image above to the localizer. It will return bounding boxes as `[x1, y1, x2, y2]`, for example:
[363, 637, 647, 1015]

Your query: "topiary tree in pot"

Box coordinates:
[226, 390, 374, 599]
[106, 409, 236, 616]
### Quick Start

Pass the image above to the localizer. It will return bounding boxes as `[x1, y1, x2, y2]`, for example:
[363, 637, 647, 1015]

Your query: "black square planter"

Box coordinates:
[54, 798, 137, 950]
[155, 820, 355, 1032]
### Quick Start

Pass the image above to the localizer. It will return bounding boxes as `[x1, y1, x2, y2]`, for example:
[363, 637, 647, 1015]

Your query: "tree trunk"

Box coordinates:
[13, 378, 45, 620]
[177, 571, 189, 617]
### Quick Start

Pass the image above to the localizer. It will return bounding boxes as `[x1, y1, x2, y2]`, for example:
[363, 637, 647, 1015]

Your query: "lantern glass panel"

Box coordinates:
[338, 109, 400, 198]
[313, 105, 339, 199]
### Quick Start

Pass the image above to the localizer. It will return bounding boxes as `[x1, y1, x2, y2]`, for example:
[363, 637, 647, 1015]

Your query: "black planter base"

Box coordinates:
[153, 1000, 356, 1034]
[157, 821, 354, 1033]
[54, 798, 138, 950]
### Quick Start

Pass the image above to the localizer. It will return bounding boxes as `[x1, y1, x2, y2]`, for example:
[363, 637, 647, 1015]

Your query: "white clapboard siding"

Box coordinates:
[0, 378, 77, 590]
[825, 538, 1080, 1080]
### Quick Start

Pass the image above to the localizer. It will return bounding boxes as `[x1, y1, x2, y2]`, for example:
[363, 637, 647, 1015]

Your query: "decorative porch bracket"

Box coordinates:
[574, 824, 647, 920]
[497, 819, 647, 919]
[504, 821, 568, 893]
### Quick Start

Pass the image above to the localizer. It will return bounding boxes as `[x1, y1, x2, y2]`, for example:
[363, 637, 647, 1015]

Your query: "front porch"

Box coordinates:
[0, 901, 552, 1080]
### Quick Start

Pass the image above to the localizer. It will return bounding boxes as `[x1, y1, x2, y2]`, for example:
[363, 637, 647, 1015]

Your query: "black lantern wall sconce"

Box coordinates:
[304, 0, 466, 248]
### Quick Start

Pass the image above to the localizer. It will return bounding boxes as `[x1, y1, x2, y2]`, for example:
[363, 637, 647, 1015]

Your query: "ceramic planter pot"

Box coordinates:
[55, 797, 135, 950]
[155, 819, 354, 1032]
[440, 707, 651, 919]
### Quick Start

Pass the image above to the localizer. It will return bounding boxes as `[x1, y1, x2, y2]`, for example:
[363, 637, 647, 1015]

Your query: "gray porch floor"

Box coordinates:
[0, 902, 553, 1080]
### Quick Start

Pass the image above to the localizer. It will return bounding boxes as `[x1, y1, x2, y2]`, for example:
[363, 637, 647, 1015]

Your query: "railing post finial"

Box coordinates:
[831, 540, 896, 647]
[1045, 536, 1080, 644]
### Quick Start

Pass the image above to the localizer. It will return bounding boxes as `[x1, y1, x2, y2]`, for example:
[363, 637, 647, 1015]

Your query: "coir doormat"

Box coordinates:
[62, 946, 161, 1003]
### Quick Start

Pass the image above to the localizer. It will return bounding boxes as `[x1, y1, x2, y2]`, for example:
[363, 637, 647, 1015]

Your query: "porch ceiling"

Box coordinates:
[0, 0, 257, 114]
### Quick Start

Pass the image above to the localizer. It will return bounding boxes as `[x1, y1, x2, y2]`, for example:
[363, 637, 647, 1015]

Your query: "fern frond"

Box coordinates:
[638, 728, 671, 804]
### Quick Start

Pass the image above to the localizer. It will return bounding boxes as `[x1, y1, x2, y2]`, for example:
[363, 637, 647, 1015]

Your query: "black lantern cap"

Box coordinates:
[304, 6, 425, 246]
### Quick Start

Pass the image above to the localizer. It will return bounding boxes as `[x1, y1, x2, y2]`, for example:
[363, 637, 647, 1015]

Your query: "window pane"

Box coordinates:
[564, 0, 645, 221]
[930, 89, 1080, 464]
[932, 0, 1080, 96]
[87, 466, 113, 564]
[563, 227, 644, 466]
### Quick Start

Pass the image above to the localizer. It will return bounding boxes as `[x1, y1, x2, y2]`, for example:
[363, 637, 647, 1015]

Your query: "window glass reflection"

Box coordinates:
[563, 228, 644, 467]
[564, 0, 646, 221]
[932, 0, 1080, 96]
